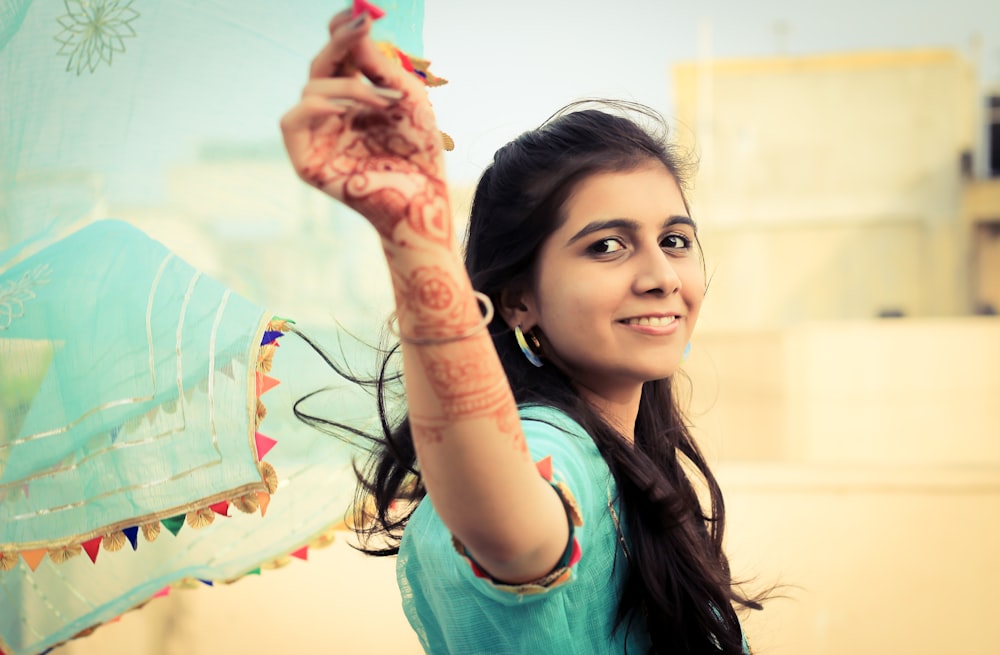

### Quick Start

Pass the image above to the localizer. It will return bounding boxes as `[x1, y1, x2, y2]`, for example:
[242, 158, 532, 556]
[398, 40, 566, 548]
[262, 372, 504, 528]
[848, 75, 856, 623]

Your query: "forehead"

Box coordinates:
[557, 164, 687, 233]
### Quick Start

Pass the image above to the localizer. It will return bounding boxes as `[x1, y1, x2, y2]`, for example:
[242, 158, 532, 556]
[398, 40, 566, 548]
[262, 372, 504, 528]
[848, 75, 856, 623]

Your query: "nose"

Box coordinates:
[632, 246, 681, 296]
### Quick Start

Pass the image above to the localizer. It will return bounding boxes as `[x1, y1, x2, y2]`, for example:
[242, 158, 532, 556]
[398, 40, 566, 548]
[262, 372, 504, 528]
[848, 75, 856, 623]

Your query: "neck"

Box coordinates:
[575, 382, 642, 443]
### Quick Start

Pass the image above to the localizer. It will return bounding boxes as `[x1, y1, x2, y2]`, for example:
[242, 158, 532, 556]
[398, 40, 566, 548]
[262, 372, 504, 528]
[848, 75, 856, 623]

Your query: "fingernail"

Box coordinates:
[349, 14, 367, 30]
[372, 87, 404, 100]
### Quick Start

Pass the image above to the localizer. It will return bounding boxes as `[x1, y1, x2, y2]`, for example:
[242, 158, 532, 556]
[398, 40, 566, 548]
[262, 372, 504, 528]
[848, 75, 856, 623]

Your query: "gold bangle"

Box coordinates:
[388, 291, 494, 345]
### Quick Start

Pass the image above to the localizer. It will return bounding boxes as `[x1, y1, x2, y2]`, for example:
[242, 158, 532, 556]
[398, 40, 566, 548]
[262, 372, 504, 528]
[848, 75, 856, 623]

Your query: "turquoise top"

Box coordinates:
[397, 405, 648, 654]
[397, 405, 752, 654]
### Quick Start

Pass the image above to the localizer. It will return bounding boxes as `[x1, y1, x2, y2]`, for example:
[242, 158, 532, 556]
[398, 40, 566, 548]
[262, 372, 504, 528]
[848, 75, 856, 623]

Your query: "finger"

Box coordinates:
[280, 96, 352, 138]
[309, 13, 371, 79]
[327, 8, 356, 35]
[280, 98, 352, 178]
[280, 82, 405, 176]
[283, 77, 403, 149]
[301, 77, 403, 106]
[281, 97, 348, 132]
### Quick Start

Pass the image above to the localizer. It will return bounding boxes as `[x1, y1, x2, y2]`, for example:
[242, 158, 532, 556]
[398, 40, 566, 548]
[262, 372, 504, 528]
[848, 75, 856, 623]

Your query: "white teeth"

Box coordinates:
[624, 316, 677, 326]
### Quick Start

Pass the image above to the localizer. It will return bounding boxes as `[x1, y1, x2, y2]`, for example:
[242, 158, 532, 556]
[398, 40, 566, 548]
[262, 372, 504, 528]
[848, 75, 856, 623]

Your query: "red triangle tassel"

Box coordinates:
[82, 537, 102, 564]
[254, 432, 277, 460]
[535, 455, 553, 481]
[353, 0, 385, 19]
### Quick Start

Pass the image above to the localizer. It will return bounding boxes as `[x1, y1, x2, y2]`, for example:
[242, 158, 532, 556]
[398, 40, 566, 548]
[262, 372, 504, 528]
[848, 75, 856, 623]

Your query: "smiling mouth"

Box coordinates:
[619, 316, 680, 327]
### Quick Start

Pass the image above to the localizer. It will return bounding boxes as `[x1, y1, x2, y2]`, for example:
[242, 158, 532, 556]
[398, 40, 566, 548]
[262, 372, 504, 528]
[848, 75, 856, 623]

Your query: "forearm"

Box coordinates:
[381, 201, 568, 579]
[278, 12, 567, 576]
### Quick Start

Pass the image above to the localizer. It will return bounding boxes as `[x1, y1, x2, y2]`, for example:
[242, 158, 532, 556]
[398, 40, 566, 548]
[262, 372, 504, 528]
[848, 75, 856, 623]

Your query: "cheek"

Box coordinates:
[679, 262, 706, 319]
[536, 276, 604, 346]
[550, 275, 615, 319]
[540, 286, 584, 328]
[678, 255, 706, 290]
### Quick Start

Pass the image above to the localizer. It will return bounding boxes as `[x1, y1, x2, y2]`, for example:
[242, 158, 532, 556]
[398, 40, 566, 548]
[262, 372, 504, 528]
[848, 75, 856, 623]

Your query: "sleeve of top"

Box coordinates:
[448, 404, 609, 604]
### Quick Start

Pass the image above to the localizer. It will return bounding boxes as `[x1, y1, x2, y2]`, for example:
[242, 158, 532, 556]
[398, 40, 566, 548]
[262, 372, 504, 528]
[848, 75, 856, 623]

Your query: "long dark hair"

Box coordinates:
[298, 100, 763, 654]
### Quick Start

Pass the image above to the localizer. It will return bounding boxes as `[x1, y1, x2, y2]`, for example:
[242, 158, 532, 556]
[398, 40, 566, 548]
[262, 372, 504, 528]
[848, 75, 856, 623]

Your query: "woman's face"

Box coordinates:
[518, 163, 705, 403]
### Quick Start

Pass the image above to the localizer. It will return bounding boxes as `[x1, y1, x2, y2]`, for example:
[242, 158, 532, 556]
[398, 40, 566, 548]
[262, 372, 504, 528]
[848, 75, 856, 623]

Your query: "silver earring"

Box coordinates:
[514, 325, 544, 367]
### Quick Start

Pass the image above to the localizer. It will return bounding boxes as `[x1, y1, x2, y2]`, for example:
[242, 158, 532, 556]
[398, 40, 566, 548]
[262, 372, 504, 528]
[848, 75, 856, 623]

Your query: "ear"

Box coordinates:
[498, 286, 539, 331]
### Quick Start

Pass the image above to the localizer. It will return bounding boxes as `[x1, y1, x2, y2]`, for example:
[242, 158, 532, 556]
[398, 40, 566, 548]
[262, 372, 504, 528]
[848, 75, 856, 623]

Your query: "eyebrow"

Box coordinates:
[565, 215, 696, 247]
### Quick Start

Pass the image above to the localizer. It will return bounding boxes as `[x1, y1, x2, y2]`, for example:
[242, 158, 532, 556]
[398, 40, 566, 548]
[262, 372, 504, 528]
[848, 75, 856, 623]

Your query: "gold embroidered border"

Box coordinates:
[0, 314, 288, 559]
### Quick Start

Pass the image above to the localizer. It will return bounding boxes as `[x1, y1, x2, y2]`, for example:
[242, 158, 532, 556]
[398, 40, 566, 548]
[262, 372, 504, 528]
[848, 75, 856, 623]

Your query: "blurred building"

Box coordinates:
[671, 48, 1000, 655]
[673, 48, 992, 327]
[966, 89, 1000, 313]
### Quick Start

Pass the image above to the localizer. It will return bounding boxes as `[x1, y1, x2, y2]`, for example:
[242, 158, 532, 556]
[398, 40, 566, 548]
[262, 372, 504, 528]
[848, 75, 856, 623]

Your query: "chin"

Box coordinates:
[634, 365, 681, 383]
[637, 357, 684, 380]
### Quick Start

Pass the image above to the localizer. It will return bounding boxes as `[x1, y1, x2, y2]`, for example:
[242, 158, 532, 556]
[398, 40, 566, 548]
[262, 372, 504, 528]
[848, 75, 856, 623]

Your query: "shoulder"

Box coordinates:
[518, 404, 601, 468]
[518, 403, 593, 451]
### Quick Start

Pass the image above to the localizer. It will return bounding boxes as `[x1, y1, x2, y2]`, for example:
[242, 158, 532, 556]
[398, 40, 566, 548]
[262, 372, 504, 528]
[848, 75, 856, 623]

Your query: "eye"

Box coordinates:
[588, 237, 626, 255]
[661, 233, 692, 251]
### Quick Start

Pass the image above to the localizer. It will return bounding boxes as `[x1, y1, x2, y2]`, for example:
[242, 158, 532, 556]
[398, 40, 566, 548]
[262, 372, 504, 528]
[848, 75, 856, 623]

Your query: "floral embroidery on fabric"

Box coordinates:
[0, 263, 51, 330]
[55, 0, 139, 75]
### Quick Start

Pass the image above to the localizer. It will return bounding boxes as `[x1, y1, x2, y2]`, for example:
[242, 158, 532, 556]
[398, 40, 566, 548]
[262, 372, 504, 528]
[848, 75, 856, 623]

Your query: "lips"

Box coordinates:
[618, 315, 680, 327]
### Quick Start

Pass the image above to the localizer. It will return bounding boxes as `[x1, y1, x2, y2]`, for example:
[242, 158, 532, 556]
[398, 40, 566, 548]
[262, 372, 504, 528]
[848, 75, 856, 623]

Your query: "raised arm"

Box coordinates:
[279, 9, 568, 583]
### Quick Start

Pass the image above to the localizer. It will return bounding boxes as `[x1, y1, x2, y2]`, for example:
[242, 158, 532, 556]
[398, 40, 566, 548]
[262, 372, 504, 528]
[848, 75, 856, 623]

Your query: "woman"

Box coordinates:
[281, 7, 763, 654]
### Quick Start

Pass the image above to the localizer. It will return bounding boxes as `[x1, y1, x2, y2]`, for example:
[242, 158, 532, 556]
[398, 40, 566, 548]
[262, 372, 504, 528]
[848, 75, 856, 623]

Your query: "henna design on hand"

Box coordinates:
[300, 100, 449, 246]
[405, 180, 451, 247]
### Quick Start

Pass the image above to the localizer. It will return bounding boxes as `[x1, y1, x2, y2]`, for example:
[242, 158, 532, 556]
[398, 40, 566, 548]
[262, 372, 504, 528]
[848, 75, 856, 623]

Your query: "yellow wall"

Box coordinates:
[694, 219, 964, 329]
[672, 49, 979, 326]
[672, 50, 976, 228]
[686, 319, 1000, 465]
[723, 462, 1000, 654]
[685, 316, 1000, 653]
[59, 540, 424, 655]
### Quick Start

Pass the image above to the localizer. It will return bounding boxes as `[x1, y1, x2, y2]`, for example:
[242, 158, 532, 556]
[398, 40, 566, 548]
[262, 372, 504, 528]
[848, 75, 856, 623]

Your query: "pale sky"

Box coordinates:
[422, 0, 1000, 183]
[3, 0, 997, 203]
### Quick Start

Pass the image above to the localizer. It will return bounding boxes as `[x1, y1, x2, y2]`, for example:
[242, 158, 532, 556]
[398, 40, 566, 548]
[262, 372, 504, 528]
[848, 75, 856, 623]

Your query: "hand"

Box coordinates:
[280, 10, 449, 244]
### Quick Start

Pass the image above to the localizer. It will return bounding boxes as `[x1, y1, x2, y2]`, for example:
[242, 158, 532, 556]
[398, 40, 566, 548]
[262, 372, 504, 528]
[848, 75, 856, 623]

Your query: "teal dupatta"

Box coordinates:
[0, 2, 425, 653]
